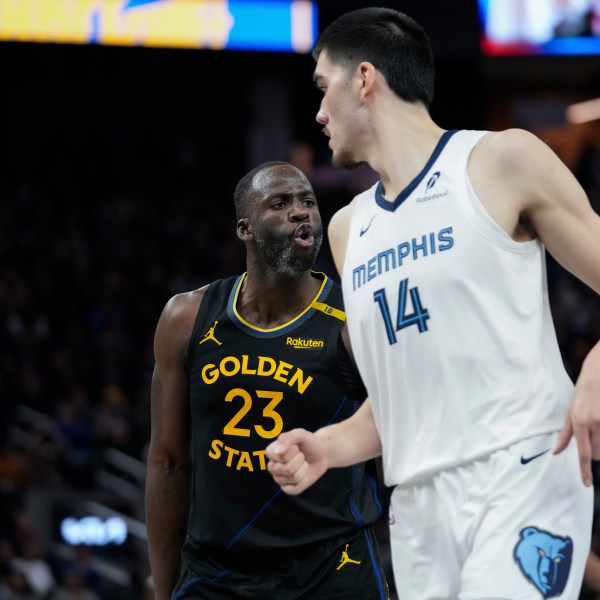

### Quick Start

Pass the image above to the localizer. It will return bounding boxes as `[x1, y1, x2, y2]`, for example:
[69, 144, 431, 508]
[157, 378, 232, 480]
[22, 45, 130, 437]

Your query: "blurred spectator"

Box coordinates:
[53, 546, 104, 600]
[49, 568, 100, 600]
[10, 538, 56, 600]
[53, 390, 97, 490]
[0, 540, 16, 587]
[94, 384, 134, 456]
[0, 567, 39, 600]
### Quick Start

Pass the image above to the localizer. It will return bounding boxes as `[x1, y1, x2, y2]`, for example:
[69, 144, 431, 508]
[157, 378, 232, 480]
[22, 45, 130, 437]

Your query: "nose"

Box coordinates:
[290, 200, 309, 222]
[316, 107, 327, 125]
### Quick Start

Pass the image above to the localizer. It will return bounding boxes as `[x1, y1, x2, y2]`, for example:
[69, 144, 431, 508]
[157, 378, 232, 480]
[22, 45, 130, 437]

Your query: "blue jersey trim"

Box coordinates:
[375, 129, 459, 212]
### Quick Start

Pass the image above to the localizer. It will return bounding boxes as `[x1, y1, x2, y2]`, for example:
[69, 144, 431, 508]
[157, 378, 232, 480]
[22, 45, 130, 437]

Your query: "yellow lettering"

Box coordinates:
[201, 363, 219, 384]
[273, 361, 292, 383]
[208, 439, 223, 459]
[253, 450, 267, 470]
[257, 356, 276, 377]
[288, 369, 313, 394]
[240, 355, 257, 375]
[208, 440, 268, 471]
[236, 451, 254, 471]
[223, 445, 240, 467]
[220, 356, 240, 377]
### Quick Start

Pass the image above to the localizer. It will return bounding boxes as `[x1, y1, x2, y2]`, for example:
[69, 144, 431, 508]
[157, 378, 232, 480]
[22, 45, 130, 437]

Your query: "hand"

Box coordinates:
[554, 354, 600, 486]
[266, 428, 329, 495]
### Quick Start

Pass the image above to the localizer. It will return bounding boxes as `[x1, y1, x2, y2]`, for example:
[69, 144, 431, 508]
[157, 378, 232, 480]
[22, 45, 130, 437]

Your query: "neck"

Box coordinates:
[236, 270, 322, 329]
[367, 100, 445, 199]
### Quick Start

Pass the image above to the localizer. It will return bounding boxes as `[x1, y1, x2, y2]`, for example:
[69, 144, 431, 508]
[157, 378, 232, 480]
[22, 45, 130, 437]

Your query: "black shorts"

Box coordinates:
[172, 526, 390, 600]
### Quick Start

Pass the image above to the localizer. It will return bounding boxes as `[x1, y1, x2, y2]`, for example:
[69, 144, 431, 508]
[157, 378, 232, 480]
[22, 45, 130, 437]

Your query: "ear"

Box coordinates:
[357, 61, 377, 102]
[237, 218, 252, 241]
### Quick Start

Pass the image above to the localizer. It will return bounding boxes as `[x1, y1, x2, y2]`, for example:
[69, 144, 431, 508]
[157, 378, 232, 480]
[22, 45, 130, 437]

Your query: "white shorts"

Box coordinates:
[388, 432, 594, 599]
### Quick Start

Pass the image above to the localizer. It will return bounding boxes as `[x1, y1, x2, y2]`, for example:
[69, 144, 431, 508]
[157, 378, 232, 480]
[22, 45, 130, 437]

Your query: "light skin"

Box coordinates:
[145, 164, 329, 600]
[266, 50, 600, 494]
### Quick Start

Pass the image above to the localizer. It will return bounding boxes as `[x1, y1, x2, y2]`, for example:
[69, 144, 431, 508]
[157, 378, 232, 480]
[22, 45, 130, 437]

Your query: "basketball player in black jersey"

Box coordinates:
[145, 161, 390, 600]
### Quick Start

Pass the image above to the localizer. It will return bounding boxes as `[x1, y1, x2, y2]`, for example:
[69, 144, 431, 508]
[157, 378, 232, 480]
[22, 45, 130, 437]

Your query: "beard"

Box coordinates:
[253, 223, 323, 277]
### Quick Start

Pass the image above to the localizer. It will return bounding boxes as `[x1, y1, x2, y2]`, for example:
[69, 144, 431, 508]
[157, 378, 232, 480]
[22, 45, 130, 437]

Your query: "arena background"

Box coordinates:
[2, 1, 600, 598]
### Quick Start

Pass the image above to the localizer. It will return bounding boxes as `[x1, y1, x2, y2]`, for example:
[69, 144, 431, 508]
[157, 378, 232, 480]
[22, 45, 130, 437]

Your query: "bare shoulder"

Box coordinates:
[154, 284, 210, 361]
[329, 202, 355, 233]
[328, 200, 359, 277]
[160, 285, 208, 330]
[473, 128, 562, 179]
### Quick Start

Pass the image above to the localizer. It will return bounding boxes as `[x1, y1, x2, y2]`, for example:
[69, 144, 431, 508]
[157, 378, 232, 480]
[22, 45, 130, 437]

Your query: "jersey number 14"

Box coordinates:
[374, 278, 430, 344]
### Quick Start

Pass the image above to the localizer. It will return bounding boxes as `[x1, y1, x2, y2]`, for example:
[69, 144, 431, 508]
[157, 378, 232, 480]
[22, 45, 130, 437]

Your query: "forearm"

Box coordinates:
[145, 461, 191, 600]
[316, 398, 381, 468]
[579, 339, 600, 385]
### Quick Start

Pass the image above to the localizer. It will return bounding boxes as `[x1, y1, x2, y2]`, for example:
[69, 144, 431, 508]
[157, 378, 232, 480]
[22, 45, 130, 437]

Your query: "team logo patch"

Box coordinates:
[199, 320, 222, 346]
[336, 544, 361, 570]
[514, 526, 573, 598]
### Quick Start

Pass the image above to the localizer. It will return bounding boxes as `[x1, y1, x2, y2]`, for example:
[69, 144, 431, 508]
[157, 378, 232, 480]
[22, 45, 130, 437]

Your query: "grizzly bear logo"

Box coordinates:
[514, 526, 573, 598]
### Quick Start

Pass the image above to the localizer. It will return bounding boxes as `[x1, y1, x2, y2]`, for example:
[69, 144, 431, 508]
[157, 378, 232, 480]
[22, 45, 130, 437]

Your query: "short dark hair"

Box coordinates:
[233, 161, 290, 220]
[313, 7, 435, 108]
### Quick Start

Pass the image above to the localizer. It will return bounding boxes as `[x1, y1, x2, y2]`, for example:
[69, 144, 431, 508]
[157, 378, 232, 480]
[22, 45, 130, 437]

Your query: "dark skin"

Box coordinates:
[145, 163, 353, 600]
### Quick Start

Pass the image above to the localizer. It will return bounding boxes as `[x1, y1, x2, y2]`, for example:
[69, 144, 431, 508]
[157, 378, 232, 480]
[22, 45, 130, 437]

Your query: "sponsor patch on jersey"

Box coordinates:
[415, 189, 449, 204]
[415, 170, 449, 204]
[286, 336, 324, 349]
[426, 170, 441, 190]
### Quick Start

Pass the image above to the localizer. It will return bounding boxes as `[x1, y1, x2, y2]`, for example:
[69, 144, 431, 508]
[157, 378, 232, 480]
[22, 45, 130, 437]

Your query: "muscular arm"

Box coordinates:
[472, 128, 600, 485]
[145, 289, 204, 600]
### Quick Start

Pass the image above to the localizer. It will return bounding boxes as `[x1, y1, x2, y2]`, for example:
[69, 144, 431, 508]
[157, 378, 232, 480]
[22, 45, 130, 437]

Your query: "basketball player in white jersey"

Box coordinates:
[266, 7, 600, 599]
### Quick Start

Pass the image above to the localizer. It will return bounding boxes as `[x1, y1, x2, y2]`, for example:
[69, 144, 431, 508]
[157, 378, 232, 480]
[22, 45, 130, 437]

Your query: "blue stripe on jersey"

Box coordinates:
[173, 569, 233, 599]
[362, 527, 388, 600]
[375, 129, 459, 212]
[226, 394, 356, 550]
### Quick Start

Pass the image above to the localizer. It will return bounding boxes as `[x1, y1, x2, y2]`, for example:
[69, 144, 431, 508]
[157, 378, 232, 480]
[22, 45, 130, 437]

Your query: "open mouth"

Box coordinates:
[294, 223, 315, 248]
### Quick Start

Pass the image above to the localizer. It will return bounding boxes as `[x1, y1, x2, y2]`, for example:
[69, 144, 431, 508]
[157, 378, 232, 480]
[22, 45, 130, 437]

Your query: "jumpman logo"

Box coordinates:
[199, 320, 222, 346]
[336, 544, 361, 570]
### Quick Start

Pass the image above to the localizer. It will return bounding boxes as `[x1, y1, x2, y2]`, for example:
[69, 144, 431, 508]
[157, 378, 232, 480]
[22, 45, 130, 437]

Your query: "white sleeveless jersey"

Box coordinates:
[342, 129, 574, 487]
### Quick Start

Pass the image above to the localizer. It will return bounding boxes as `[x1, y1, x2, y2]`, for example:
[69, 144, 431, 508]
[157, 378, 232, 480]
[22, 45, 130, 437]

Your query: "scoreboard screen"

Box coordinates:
[0, 0, 318, 53]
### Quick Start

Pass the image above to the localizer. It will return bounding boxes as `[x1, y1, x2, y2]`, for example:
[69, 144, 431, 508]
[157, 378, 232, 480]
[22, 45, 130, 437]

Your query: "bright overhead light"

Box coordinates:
[566, 97, 600, 124]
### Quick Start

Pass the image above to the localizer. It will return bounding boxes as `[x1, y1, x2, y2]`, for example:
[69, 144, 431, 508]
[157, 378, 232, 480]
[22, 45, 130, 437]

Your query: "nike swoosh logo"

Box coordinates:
[520, 449, 551, 465]
[359, 215, 376, 237]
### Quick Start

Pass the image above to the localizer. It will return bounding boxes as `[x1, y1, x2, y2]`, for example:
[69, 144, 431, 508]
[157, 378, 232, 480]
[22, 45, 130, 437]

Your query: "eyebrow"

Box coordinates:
[312, 72, 323, 88]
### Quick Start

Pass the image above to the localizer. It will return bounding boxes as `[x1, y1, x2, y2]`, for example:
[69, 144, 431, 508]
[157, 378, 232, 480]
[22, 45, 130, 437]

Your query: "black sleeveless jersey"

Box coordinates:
[183, 271, 382, 555]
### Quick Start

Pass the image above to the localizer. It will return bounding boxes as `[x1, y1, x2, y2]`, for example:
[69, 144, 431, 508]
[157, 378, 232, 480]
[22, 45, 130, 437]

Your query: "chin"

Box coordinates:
[331, 150, 362, 171]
